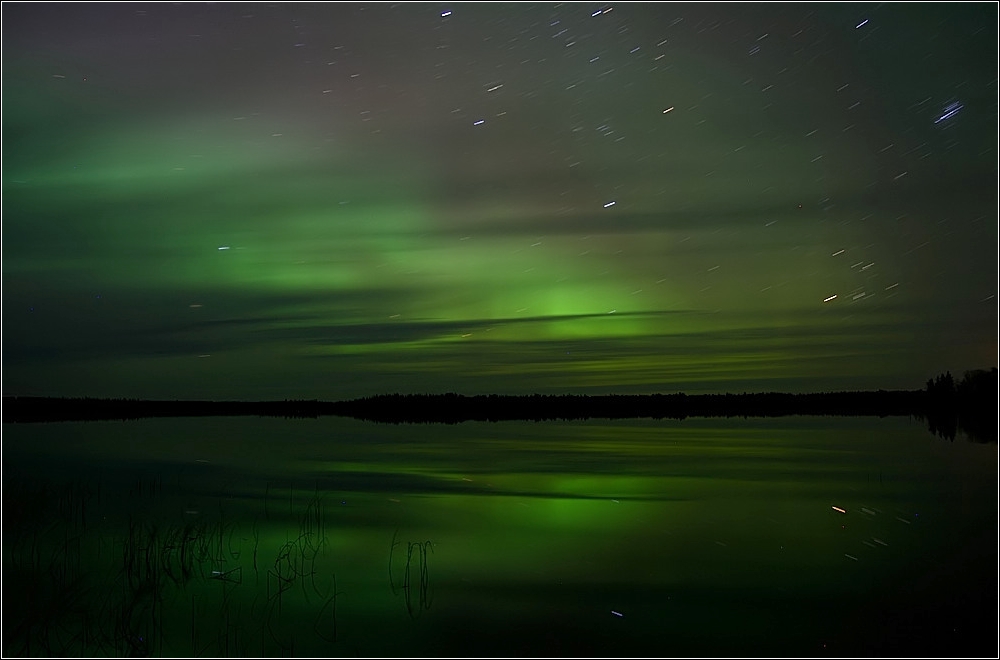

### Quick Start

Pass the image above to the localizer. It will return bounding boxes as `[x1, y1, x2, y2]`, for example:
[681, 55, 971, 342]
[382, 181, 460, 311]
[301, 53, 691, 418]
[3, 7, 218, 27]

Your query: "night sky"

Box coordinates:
[2, 2, 997, 400]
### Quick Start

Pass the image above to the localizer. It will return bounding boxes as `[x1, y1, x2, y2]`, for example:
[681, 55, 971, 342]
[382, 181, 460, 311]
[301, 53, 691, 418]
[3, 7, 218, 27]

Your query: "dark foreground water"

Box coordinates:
[2, 416, 996, 657]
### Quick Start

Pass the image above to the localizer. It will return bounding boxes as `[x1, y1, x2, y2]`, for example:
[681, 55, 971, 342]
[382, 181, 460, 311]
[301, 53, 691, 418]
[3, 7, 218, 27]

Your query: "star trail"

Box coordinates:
[2, 2, 996, 400]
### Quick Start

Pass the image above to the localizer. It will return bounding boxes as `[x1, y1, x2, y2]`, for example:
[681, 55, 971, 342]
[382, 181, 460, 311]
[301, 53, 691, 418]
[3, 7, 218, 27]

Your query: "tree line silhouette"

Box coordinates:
[918, 368, 996, 442]
[2, 369, 995, 442]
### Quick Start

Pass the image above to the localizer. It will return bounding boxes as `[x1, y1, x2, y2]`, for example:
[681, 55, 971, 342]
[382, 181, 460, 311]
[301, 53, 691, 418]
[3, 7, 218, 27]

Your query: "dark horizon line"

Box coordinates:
[2, 385, 995, 442]
[4, 365, 996, 411]
[1, 388, 928, 412]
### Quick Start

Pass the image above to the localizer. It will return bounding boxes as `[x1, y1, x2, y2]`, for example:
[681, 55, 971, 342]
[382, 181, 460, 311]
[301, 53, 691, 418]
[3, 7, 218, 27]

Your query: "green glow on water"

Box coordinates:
[3, 416, 996, 656]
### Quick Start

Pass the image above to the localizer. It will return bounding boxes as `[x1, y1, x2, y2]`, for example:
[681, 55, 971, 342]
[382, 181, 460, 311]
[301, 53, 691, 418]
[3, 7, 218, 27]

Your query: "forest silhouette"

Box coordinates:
[3, 369, 996, 443]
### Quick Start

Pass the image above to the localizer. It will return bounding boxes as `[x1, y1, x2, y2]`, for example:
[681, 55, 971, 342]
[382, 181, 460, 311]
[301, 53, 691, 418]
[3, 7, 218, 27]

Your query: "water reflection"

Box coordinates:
[389, 532, 434, 619]
[2, 417, 996, 657]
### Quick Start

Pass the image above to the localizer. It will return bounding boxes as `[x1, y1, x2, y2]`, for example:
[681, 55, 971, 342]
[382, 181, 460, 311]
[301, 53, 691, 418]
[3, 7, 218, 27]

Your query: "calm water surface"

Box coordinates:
[2, 416, 996, 657]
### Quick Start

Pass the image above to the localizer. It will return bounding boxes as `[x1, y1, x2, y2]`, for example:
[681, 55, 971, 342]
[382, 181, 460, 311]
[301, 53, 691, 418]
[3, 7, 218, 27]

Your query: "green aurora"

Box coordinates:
[2, 3, 996, 399]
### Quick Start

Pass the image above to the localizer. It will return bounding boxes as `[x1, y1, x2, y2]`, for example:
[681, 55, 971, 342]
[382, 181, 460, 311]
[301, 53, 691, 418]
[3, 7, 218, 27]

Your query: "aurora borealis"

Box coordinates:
[2, 2, 997, 400]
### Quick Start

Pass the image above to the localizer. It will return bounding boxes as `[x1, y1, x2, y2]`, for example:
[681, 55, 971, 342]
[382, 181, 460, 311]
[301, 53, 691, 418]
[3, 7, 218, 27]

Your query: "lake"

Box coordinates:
[2, 415, 996, 657]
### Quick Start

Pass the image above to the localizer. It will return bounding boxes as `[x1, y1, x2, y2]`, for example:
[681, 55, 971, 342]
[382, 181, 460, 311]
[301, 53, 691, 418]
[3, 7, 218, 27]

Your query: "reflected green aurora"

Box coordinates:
[3, 416, 996, 656]
[2, 3, 996, 399]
